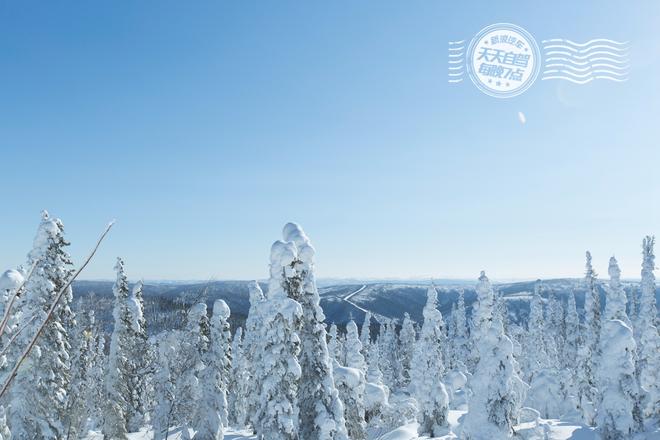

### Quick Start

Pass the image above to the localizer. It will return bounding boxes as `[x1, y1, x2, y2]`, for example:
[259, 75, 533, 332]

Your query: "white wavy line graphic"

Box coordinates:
[542, 69, 628, 78]
[448, 66, 464, 71]
[542, 75, 629, 84]
[545, 56, 630, 66]
[541, 38, 629, 46]
[449, 40, 465, 45]
[448, 53, 464, 58]
[448, 79, 464, 83]
[448, 46, 464, 52]
[448, 72, 464, 77]
[544, 63, 630, 72]
[542, 44, 628, 54]
[543, 50, 629, 60]
[448, 60, 464, 65]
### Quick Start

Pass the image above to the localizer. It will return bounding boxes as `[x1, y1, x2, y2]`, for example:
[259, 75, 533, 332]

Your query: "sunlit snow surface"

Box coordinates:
[81, 411, 660, 439]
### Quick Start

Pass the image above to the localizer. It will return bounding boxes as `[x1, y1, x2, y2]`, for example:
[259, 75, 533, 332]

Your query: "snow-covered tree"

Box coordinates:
[335, 320, 367, 440]
[596, 256, 640, 438]
[195, 300, 231, 440]
[637, 236, 660, 421]
[360, 311, 372, 362]
[244, 281, 266, 433]
[282, 223, 348, 440]
[462, 275, 527, 440]
[364, 342, 389, 425]
[0, 406, 10, 440]
[376, 321, 398, 390]
[563, 291, 580, 370]
[468, 271, 495, 371]
[327, 323, 343, 364]
[524, 284, 548, 381]
[410, 285, 449, 437]
[575, 251, 601, 424]
[256, 240, 304, 440]
[151, 331, 180, 440]
[449, 289, 470, 373]
[345, 320, 366, 373]
[397, 313, 415, 388]
[10, 211, 75, 440]
[65, 305, 100, 439]
[103, 258, 147, 439]
[228, 327, 248, 428]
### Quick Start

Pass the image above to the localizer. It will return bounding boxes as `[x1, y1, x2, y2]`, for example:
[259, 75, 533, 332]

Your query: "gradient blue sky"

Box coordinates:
[1, 1, 659, 281]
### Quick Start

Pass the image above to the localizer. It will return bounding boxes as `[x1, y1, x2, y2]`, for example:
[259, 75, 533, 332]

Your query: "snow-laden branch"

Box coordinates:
[0, 220, 115, 400]
[0, 260, 39, 341]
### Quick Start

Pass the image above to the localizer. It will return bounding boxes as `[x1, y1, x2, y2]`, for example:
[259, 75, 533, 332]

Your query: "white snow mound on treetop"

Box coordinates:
[213, 299, 231, 320]
[0, 269, 23, 292]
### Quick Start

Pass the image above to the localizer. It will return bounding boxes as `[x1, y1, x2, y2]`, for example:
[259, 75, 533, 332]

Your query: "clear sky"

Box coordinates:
[1, 1, 659, 281]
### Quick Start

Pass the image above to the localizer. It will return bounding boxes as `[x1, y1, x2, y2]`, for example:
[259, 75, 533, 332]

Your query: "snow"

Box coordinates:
[213, 298, 231, 320]
[0, 269, 23, 292]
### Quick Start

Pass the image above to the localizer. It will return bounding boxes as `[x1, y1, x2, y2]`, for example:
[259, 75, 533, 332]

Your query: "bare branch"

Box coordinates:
[0, 220, 115, 400]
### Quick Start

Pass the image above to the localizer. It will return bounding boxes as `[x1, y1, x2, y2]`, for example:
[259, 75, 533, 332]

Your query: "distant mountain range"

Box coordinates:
[73, 278, 660, 332]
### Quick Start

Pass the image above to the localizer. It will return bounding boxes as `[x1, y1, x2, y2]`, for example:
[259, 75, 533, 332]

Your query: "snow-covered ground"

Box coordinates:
[84, 410, 660, 440]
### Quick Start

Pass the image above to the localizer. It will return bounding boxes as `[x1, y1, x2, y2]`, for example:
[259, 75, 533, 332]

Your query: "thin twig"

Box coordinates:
[0, 260, 39, 341]
[0, 220, 115, 400]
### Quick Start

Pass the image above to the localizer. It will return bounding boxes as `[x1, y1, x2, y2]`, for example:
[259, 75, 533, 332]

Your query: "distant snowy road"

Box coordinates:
[342, 284, 368, 314]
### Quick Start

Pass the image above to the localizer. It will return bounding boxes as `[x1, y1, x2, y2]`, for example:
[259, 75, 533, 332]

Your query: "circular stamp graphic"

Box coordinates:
[466, 23, 541, 98]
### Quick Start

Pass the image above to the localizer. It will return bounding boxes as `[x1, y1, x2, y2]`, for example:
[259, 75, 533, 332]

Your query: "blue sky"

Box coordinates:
[1, 1, 659, 281]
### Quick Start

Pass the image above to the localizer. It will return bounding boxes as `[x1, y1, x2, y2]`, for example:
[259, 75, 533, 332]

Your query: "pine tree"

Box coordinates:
[377, 321, 398, 390]
[397, 313, 416, 389]
[0, 406, 10, 440]
[151, 331, 180, 440]
[257, 240, 304, 440]
[462, 272, 527, 439]
[282, 223, 348, 440]
[596, 256, 640, 438]
[125, 281, 150, 432]
[10, 211, 75, 440]
[637, 236, 660, 421]
[410, 285, 449, 437]
[524, 284, 549, 381]
[563, 291, 580, 370]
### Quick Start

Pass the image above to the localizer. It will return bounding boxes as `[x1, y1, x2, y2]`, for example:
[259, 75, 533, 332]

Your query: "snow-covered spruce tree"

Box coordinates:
[228, 326, 248, 428]
[65, 305, 99, 439]
[575, 251, 601, 425]
[596, 256, 640, 438]
[523, 284, 550, 381]
[257, 240, 304, 440]
[467, 271, 495, 371]
[151, 331, 180, 440]
[637, 236, 660, 422]
[0, 406, 10, 440]
[345, 320, 367, 373]
[244, 281, 266, 433]
[364, 342, 389, 425]
[336, 320, 367, 440]
[397, 313, 416, 388]
[103, 258, 146, 439]
[462, 281, 527, 440]
[377, 320, 398, 390]
[195, 300, 231, 440]
[546, 294, 563, 368]
[563, 291, 580, 370]
[125, 281, 150, 432]
[410, 285, 449, 437]
[360, 311, 372, 362]
[282, 223, 348, 440]
[450, 288, 470, 373]
[10, 211, 75, 440]
[327, 323, 343, 364]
